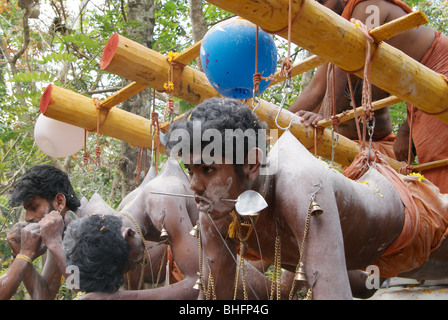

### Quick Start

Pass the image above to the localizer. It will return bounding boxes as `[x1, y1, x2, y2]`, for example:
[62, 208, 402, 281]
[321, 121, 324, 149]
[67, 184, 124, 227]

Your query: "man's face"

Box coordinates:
[317, 0, 346, 14]
[186, 155, 248, 219]
[23, 195, 55, 223]
[120, 223, 146, 272]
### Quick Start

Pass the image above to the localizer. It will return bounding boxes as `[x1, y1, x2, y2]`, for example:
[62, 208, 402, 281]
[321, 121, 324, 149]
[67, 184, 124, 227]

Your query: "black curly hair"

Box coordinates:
[8, 164, 80, 211]
[166, 98, 267, 174]
[63, 214, 130, 293]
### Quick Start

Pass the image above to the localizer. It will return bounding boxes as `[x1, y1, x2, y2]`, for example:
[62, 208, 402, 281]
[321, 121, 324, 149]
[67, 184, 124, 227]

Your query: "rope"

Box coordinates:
[261, 0, 306, 35]
[253, 26, 275, 97]
[92, 98, 111, 167]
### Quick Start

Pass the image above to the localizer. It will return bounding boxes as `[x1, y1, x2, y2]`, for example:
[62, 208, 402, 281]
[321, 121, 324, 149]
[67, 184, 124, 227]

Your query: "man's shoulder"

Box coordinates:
[351, 0, 393, 24]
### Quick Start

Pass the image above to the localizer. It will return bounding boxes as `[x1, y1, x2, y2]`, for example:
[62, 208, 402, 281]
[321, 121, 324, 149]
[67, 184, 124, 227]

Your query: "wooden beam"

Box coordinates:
[100, 81, 149, 109]
[38, 84, 165, 153]
[172, 40, 202, 65]
[269, 54, 326, 87]
[100, 33, 221, 104]
[205, 0, 448, 124]
[412, 158, 448, 172]
[97, 34, 400, 169]
[317, 95, 403, 127]
[368, 10, 428, 42]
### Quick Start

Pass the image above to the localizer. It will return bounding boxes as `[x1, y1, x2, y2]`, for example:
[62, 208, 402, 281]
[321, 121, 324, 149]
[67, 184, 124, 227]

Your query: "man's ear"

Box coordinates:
[123, 227, 136, 242]
[244, 147, 263, 181]
[54, 193, 66, 212]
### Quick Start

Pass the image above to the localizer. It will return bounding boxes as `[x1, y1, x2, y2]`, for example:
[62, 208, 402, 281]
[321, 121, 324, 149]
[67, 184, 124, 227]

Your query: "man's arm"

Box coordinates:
[0, 224, 42, 300]
[394, 119, 411, 161]
[22, 211, 65, 300]
[289, 63, 329, 114]
[296, 65, 349, 127]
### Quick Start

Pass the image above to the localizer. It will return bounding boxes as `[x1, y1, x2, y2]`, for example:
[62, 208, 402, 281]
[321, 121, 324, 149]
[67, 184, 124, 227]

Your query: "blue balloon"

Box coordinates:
[200, 17, 277, 100]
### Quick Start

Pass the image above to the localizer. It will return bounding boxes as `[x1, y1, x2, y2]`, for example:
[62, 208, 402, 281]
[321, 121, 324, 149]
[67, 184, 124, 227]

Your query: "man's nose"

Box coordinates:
[189, 174, 205, 193]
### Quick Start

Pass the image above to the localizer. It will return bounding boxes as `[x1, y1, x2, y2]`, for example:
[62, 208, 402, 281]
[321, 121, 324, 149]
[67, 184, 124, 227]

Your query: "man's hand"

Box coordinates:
[296, 110, 324, 127]
[20, 223, 43, 261]
[38, 211, 64, 248]
[7, 222, 27, 256]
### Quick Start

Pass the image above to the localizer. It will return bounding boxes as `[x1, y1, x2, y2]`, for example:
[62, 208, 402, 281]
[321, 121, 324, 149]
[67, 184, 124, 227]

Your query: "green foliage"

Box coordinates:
[389, 102, 408, 132]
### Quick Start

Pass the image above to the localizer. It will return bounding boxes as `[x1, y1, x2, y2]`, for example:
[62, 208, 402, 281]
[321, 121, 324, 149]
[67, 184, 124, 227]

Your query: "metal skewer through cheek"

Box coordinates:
[149, 190, 267, 216]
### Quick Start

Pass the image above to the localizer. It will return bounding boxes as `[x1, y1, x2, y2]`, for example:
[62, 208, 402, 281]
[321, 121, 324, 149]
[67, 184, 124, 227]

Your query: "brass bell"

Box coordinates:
[160, 226, 169, 240]
[193, 273, 202, 290]
[189, 224, 200, 237]
[294, 263, 307, 282]
[310, 200, 323, 216]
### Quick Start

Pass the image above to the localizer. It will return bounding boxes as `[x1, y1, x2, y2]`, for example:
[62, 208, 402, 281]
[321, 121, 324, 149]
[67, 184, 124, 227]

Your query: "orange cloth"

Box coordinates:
[344, 150, 448, 278]
[341, 0, 412, 20]
[355, 132, 397, 160]
[342, 0, 448, 193]
[407, 31, 448, 194]
[167, 245, 185, 284]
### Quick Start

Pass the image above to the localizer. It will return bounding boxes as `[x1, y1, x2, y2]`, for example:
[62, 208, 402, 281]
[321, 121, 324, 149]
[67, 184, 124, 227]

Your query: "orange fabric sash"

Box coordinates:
[343, 150, 448, 278]
[407, 31, 448, 194]
[341, 0, 412, 20]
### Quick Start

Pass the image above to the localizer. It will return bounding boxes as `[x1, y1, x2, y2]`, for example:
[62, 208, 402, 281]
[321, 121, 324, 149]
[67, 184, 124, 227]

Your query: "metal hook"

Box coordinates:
[252, 89, 261, 112]
[275, 77, 295, 131]
[330, 130, 339, 166]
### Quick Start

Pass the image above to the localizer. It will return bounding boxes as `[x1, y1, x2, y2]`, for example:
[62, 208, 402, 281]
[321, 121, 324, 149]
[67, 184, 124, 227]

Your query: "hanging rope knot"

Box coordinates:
[331, 110, 348, 129]
[253, 72, 262, 95]
[164, 98, 174, 119]
[94, 145, 102, 166]
[92, 97, 110, 168]
[151, 111, 159, 125]
[280, 57, 293, 77]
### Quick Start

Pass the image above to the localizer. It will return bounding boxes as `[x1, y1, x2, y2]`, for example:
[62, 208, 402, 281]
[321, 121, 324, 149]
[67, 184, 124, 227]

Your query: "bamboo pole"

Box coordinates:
[97, 34, 401, 169]
[317, 95, 403, 127]
[412, 159, 448, 172]
[368, 10, 428, 42]
[100, 82, 149, 109]
[100, 33, 221, 105]
[38, 84, 165, 153]
[269, 54, 326, 87]
[172, 40, 202, 65]
[205, 0, 448, 124]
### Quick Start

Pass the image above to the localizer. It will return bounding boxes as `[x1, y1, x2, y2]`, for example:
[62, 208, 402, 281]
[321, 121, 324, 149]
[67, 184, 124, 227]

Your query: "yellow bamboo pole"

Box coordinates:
[172, 40, 202, 65]
[368, 10, 428, 42]
[205, 0, 448, 124]
[412, 158, 448, 172]
[98, 34, 401, 169]
[100, 33, 221, 105]
[38, 84, 164, 153]
[100, 82, 149, 109]
[269, 54, 326, 87]
[317, 95, 403, 127]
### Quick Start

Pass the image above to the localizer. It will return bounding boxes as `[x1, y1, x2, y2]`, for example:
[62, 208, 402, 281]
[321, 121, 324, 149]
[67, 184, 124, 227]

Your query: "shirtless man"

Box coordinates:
[165, 97, 448, 299]
[74, 159, 283, 299]
[6, 164, 81, 299]
[290, 0, 448, 193]
[72, 159, 201, 299]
